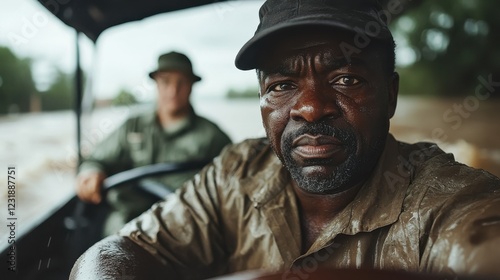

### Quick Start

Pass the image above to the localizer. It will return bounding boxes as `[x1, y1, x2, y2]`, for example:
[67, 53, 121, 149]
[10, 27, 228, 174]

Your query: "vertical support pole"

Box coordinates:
[75, 30, 83, 165]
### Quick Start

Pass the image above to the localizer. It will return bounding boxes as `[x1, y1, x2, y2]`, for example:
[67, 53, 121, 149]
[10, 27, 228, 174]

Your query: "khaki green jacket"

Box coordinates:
[79, 110, 231, 188]
[120, 134, 500, 279]
[79, 110, 231, 232]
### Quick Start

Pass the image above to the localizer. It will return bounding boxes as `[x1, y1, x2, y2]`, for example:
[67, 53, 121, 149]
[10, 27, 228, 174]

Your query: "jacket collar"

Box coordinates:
[146, 108, 197, 137]
[338, 133, 411, 234]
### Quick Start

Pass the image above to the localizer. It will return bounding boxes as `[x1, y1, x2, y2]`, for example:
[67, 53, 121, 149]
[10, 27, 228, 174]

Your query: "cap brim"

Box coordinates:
[235, 15, 392, 70]
[149, 70, 202, 82]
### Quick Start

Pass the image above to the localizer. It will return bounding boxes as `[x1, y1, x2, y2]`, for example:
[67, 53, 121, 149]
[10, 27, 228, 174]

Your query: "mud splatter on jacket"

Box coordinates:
[120, 134, 500, 279]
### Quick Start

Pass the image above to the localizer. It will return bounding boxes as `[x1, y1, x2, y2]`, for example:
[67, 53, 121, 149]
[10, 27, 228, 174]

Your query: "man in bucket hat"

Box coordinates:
[71, 1, 500, 279]
[75, 51, 231, 235]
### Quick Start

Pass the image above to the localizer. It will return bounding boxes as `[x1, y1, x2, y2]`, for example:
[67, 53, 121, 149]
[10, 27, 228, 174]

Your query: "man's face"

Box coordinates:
[154, 71, 193, 115]
[258, 30, 398, 195]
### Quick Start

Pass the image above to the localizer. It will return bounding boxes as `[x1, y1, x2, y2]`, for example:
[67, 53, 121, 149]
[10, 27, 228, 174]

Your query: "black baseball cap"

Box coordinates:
[235, 0, 394, 70]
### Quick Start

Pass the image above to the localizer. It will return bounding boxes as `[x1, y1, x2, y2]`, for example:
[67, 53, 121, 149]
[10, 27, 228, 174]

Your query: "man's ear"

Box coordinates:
[388, 72, 399, 119]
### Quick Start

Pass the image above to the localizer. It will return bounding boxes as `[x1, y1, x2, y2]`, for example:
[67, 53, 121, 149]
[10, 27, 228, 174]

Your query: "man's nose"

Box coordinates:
[167, 83, 181, 95]
[290, 84, 341, 123]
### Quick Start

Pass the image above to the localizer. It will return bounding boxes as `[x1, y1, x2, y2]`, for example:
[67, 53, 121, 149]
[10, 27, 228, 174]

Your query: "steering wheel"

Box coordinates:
[66, 159, 213, 242]
[101, 159, 212, 199]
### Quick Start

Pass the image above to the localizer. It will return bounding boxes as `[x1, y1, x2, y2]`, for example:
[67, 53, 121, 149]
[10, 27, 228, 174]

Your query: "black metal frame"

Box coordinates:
[36, 0, 231, 42]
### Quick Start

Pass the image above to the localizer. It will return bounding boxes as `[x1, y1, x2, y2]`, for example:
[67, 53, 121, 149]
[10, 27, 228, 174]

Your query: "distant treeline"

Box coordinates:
[226, 87, 259, 99]
[392, 0, 499, 96]
[0, 46, 138, 115]
[0, 46, 75, 115]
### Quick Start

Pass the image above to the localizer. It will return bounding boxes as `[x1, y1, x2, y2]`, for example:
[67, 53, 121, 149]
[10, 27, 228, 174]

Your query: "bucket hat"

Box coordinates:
[149, 51, 202, 82]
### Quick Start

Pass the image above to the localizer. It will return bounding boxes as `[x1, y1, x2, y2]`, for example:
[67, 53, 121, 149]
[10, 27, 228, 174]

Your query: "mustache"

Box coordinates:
[285, 122, 355, 144]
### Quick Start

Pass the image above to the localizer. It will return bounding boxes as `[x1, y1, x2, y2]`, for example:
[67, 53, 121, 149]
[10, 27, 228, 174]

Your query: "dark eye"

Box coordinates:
[269, 83, 297, 92]
[333, 76, 361, 86]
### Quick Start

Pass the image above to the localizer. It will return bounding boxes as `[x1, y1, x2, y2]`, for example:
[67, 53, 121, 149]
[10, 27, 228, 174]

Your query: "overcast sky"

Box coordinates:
[0, 0, 265, 100]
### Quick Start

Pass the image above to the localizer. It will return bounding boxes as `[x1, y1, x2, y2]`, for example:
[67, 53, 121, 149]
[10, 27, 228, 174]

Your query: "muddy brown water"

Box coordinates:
[391, 96, 500, 177]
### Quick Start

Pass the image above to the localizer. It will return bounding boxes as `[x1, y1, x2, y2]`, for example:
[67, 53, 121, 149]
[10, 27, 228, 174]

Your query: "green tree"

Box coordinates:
[41, 70, 73, 111]
[392, 0, 500, 96]
[226, 87, 259, 99]
[112, 88, 138, 106]
[0, 46, 36, 114]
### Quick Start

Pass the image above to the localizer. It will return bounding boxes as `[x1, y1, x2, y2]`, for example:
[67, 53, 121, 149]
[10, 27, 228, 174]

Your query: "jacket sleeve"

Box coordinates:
[78, 120, 133, 176]
[427, 198, 500, 277]
[118, 154, 229, 279]
[420, 170, 500, 278]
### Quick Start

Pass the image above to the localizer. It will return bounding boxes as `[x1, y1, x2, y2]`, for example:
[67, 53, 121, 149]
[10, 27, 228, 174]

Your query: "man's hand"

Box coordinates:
[76, 171, 106, 204]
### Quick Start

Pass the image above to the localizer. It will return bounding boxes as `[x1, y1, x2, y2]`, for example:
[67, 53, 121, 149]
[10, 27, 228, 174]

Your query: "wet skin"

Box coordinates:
[258, 30, 399, 195]
[257, 30, 399, 250]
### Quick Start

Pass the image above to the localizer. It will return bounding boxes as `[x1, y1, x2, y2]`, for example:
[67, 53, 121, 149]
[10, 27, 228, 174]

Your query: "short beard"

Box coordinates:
[280, 122, 361, 194]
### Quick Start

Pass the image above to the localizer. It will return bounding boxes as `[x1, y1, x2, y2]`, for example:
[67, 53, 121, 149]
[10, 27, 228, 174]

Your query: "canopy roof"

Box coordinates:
[36, 0, 230, 41]
[37, 0, 420, 42]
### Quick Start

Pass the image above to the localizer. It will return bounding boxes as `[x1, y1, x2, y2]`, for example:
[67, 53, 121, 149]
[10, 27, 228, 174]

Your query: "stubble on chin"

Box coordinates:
[279, 123, 359, 194]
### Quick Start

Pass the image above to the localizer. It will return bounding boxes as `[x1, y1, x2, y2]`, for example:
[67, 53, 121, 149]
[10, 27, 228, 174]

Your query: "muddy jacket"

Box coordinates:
[78, 110, 231, 233]
[120, 134, 500, 279]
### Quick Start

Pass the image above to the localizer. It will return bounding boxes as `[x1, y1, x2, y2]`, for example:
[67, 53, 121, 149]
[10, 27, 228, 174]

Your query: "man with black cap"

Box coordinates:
[75, 51, 231, 235]
[71, 1, 500, 279]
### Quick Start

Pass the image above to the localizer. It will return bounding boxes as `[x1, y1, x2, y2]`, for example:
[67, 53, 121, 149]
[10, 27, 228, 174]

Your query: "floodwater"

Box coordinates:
[1, 96, 499, 242]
